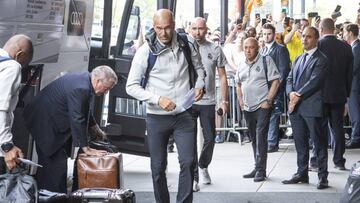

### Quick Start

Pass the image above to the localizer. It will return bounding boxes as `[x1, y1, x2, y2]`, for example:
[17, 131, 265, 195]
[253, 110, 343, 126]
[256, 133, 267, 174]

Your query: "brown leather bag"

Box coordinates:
[77, 153, 122, 189]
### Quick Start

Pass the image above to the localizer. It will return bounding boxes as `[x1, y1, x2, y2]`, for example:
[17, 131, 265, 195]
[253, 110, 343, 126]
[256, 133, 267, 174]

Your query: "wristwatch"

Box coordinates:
[1, 142, 14, 153]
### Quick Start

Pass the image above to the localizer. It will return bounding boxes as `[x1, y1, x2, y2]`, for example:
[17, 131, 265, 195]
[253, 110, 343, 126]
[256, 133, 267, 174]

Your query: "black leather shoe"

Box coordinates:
[334, 164, 346, 170]
[253, 171, 266, 182]
[346, 141, 360, 149]
[282, 173, 309, 184]
[317, 178, 329, 189]
[267, 147, 279, 153]
[243, 170, 256, 178]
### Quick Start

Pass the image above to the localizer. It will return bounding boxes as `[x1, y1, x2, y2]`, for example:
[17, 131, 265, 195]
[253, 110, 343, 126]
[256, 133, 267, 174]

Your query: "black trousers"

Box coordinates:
[323, 103, 346, 166]
[244, 108, 271, 173]
[348, 91, 360, 143]
[146, 110, 195, 203]
[290, 113, 328, 179]
[192, 104, 216, 182]
[0, 157, 6, 175]
[36, 145, 68, 193]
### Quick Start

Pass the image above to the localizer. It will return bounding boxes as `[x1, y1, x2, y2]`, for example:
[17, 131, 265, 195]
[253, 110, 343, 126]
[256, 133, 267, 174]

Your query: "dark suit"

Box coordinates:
[318, 35, 353, 166]
[348, 39, 360, 144]
[264, 42, 290, 150]
[286, 49, 328, 179]
[24, 72, 95, 193]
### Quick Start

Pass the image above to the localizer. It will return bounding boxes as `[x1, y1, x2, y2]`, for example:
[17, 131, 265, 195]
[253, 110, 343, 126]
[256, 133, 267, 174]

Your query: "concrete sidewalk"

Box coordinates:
[122, 139, 359, 202]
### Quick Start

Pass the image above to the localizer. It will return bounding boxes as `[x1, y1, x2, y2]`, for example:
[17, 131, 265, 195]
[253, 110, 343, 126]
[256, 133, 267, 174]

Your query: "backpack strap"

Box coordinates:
[177, 33, 197, 89]
[140, 51, 157, 89]
[262, 56, 270, 90]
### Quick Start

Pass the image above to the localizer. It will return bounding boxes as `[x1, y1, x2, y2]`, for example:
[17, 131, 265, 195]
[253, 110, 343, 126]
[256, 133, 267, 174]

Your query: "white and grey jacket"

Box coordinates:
[126, 30, 205, 115]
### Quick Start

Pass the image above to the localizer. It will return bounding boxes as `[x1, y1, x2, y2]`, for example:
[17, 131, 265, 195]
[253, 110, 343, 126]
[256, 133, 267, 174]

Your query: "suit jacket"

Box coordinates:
[286, 49, 328, 117]
[23, 72, 95, 156]
[318, 35, 353, 103]
[351, 39, 360, 92]
[267, 42, 291, 103]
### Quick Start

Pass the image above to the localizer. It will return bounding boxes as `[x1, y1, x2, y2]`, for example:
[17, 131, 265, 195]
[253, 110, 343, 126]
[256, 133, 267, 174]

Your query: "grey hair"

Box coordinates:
[91, 65, 118, 85]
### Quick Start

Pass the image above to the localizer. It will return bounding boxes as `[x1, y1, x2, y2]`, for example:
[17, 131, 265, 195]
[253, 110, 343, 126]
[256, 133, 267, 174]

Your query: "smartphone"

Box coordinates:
[281, 8, 287, 13]
[335, 5, 341, 12]
[333, 11, 342, 18]
[255, 13, 260, 19]
[261, 18, 267, 25]
[308, 12, 318, 18]
[236, 18, 243, 25]
[284, 17, 290, 25]
[315, 15, 321, 22]
[295, 19, 300, 24]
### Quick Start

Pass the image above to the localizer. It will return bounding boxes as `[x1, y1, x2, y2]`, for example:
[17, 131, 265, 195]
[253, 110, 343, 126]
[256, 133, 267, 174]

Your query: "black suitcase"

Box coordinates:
[340, 161, 360, 203]
[38, 189, 69, 203]
[70, 188, 135, 203]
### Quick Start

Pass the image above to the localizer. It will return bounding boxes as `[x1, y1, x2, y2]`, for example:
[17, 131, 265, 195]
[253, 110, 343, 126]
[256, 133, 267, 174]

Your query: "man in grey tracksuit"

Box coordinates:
[126, 9, 205, 203]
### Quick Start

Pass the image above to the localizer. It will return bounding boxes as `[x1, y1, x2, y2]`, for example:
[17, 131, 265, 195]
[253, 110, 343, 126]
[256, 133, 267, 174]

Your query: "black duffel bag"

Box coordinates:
[0, 165, 38, 203]
[340, 161, 360, 203]
[38, 189, 69, 203]
[89, 140, 119, 153]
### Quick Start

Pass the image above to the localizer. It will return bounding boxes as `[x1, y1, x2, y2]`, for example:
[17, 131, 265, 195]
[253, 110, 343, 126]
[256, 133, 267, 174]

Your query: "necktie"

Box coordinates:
[262, 46, 268, 55]
[295, 53, 308, 89]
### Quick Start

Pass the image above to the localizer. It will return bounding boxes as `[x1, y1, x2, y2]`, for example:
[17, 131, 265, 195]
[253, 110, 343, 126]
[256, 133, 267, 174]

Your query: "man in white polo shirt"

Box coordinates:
[236, 37, 280, 182]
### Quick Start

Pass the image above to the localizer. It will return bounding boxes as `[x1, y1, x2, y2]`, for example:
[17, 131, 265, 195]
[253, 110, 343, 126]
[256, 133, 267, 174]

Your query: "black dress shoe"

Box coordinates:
[282, 173, 309, 184]
[254, 171, 266, 182]
[317, 178, 329, 189]
[346, 141, 360, 149]
[334, 164, 346, 170]
[267, 147, 279, 153]
[243, 170, 256, 178]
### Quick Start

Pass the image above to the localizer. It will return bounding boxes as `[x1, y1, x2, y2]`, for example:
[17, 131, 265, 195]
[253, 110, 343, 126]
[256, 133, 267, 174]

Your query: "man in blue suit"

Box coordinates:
[261, 23, 291, 152]
[23, 65, 117, 193]
[343, 23, 360, 148]
[282, 27, 329, 189]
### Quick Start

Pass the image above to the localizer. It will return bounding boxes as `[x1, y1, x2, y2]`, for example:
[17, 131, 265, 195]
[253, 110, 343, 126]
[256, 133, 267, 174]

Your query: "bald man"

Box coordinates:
[189, 17, 228, 191]
[236, 37, 280, 182]
[0, 34, 33, 173]
[126, 9, 205, 203]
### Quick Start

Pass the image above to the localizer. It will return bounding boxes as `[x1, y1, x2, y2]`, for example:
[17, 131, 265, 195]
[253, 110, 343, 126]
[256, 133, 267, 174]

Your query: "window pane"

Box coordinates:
[175, 0, 195, 30]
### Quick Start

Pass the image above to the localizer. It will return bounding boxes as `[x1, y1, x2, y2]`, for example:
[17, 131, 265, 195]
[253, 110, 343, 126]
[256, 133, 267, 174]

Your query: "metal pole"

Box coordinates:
[289, 0, 293, 17]
[220, 0, 228, 42]
[195, 0, 204, 17]
[301, 0, 305, 17]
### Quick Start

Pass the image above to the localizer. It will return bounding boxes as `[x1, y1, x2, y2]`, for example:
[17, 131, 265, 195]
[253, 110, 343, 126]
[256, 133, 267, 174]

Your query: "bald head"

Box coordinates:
[3, 34, 33, 67]
[244, 37, 259, 61]
[319, 18, 335, 36]
[190, 17, 208, 43]
[153, 9, 175, 45]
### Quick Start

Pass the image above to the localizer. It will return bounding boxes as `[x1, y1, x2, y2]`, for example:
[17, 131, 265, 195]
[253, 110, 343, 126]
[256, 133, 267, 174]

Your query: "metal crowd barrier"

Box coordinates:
[214, 75, 352, 144]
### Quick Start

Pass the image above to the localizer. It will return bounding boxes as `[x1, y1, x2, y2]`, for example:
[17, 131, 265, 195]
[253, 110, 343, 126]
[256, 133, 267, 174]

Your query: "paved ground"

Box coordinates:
[122, 138, 360, 203]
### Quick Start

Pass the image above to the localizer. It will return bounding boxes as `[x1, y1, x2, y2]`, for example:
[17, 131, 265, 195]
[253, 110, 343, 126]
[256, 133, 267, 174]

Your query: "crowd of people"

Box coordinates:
[1, 5, 360, 203]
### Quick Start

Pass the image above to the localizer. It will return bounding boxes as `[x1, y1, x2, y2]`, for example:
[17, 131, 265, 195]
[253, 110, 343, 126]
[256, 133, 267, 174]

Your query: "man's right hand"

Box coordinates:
[158, 96, 176, 111]
[4, 146, 23, 170]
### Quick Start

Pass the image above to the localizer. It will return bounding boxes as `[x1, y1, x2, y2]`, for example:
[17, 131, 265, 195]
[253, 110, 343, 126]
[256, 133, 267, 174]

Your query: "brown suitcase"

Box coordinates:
[76, 153, 123, 189]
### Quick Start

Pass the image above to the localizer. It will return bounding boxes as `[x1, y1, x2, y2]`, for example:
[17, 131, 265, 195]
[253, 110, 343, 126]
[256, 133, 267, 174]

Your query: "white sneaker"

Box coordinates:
[193, 181, 200, 192]
[200, 168, 211, 185]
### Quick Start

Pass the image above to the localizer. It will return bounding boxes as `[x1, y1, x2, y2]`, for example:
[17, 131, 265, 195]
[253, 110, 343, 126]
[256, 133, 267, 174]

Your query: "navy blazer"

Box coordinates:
[24, 72, 95, 156]
[267, 42, 291, 102]
[318, 35, 353, 103]
[286, 49, 328, 117]
[351, 39, 360, 92]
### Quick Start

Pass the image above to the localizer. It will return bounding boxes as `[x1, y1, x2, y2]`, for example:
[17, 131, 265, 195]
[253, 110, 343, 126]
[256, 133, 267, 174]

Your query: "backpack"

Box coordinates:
[140, 32, 198, 89]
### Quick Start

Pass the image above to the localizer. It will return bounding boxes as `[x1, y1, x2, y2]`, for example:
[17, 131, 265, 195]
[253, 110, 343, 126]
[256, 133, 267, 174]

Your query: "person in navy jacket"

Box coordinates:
[24, 65, 117, 193]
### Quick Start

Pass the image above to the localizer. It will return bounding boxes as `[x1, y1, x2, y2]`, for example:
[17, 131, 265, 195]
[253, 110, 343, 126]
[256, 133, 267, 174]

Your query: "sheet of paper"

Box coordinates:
[180, 88, 195, 110]
[18, 158, 43, 168]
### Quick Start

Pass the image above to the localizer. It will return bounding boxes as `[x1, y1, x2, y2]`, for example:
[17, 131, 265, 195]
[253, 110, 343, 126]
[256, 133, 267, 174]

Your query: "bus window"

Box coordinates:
[175, 0, 195, 32]
[121, 0, 156, 56]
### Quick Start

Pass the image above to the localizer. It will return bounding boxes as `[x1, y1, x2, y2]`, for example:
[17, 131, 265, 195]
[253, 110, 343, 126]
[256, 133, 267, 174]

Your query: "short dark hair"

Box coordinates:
[320, 18, 335, 31]
[344, 23, 359, 37]
[262, 23, 275, 34]
[305, 26, 320, 39]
